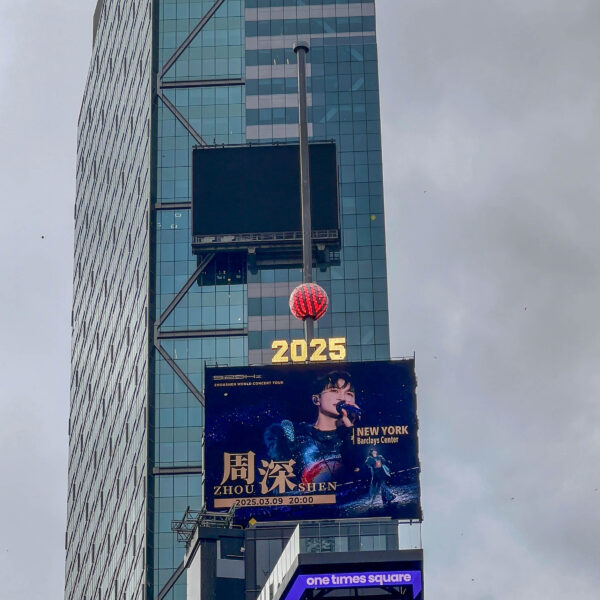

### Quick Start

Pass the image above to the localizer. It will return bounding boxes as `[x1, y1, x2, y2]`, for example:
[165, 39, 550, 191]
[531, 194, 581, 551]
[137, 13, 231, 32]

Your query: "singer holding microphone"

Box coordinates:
[263, 371, 363, 484]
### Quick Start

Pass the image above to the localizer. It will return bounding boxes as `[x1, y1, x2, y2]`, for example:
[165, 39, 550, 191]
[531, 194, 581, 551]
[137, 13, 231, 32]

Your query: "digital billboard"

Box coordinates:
[284, 570, 422, 600]
[204, 360, 421, 524]
[191, 142, 339, 238]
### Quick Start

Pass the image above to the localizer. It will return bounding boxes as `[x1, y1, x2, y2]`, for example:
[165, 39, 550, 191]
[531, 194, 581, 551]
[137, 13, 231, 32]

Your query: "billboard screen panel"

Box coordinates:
[204, 360, 421, 524]
[191, 142, 339, 237]
[285, 570, 422, 600]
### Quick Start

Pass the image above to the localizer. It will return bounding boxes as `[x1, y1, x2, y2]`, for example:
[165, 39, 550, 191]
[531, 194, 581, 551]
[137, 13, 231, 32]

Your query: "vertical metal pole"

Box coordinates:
[294, 40, 314, 343]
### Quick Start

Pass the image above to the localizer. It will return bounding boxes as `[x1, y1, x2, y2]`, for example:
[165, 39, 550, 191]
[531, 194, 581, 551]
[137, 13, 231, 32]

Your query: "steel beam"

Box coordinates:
[161, 78, 245, 89]
[159, 0, 227, 80]
[157, 328, 247, 340]
[155, 253, 215, 330]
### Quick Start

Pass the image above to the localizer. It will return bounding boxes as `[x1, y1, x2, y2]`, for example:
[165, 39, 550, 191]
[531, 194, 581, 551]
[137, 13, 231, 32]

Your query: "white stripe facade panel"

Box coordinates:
[245, 3, 375, 21]
[246, 32, 375, 50]
[246, 64, 312, 78]
[246, 94, 312, 109]
[246, 123, 313, 140]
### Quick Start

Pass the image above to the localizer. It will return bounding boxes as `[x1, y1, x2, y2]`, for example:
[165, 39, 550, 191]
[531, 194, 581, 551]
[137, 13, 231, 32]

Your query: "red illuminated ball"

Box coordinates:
[289, 283, 329, 321]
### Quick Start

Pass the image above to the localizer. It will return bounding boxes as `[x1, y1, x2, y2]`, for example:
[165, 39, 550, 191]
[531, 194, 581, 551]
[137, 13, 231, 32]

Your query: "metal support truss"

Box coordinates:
[152, 253, 247, 405]
[154, 342, 205, 405]
[153, 253, 214, 406]
[156, 563, 186, 600]
[155, 0, 245, 145]
[152, 0, 251, 421]
[151, 4, 249, 599]
[157, 87, 206, 146]
[157, 328, 247, 340]
[161, 77, 245, 90]
[159, 0, 227, 80]
[171, 505, 238, 544]
[156, 505, 238, 600]
[171, 507, 203, 544]
[155, 253, 214, 330]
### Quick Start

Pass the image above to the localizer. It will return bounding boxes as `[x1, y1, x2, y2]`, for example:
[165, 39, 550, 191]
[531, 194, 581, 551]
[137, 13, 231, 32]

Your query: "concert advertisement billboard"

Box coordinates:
[204, 360, 421, 524]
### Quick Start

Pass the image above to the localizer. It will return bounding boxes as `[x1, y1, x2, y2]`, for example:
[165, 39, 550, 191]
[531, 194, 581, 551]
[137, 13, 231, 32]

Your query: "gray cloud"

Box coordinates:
[378, 0, 600, 597]
[0, 1, 94, 598]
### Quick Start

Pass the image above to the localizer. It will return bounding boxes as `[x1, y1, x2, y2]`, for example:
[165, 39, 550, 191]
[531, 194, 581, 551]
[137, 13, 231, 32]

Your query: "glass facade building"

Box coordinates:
[68, 1, 390, 599]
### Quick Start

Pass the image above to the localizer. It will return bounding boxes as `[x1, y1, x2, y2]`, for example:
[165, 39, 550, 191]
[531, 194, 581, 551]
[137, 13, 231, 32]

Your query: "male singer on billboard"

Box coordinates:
[365, 447, 393, 505]
[263, 371, 363, 484]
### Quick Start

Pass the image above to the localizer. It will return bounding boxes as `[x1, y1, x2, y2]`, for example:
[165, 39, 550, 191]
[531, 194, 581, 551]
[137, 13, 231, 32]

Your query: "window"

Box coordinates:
[360, 534, 386, 551]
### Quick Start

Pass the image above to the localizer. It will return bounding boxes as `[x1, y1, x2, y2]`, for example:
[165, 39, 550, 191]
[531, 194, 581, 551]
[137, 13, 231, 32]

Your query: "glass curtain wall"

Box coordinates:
[150, 1, 389, 598]
[151, 1, 246, 598]
[244, 0, 389, 363]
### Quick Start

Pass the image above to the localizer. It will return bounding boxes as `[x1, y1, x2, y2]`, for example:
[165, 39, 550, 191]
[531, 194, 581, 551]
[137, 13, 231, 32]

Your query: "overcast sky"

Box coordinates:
[1, 1, 599, 599]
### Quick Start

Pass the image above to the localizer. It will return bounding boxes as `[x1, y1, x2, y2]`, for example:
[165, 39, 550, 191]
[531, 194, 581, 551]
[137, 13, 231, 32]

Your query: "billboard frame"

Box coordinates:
[203, 359, 422, 525]
[191, 141, 341, 270]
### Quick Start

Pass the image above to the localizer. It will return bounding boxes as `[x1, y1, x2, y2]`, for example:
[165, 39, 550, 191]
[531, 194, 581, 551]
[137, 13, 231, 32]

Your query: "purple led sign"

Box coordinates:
[284, 570, 422, 600]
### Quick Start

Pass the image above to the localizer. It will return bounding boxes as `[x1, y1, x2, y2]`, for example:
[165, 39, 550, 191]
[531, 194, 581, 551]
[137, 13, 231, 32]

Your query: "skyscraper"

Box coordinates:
[67, 1, 393, 599]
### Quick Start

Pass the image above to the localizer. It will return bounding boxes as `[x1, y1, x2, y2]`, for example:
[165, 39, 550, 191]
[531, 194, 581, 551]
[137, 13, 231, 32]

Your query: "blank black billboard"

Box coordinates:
[192, 142, 338, 237]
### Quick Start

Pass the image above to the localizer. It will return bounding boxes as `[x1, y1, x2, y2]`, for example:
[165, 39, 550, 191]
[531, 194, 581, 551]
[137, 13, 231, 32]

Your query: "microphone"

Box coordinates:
[336, 401, 362, 421]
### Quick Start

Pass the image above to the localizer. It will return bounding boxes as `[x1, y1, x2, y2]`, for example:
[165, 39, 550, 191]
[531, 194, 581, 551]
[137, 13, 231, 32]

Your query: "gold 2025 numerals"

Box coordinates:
[271, 338, 346, 363]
